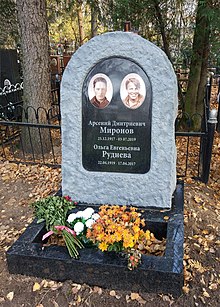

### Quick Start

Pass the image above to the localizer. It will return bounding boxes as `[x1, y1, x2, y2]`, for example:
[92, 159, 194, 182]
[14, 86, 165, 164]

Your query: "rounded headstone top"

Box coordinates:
[61, 31, 178, 209]
[63, 31, 175, 85]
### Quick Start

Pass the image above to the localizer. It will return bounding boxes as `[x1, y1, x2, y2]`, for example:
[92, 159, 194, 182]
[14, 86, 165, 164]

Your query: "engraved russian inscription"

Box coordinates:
[82, 57, 152, 174]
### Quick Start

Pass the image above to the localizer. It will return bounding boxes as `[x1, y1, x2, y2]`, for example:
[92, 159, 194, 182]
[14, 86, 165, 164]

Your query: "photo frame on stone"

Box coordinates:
[81, 57, 152, 175]
[120, 73, 146, 110]
[88, 73, 113, 109]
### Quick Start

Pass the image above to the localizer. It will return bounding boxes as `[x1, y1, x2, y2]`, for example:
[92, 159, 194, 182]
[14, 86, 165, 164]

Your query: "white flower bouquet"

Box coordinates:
[67, 207, 100, 244]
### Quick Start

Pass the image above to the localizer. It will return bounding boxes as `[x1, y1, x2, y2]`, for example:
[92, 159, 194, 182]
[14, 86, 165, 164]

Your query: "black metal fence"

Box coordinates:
[0, 81, 61, 167]
[175, 117, 217, 183]
[0, 80, 218, 183]
[0, 103, 61, 168]
[0, 82, 23, 113]
[175, 72, 219, 183]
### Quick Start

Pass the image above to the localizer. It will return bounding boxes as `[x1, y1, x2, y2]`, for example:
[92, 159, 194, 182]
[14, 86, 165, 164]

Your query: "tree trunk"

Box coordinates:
[91, 3, 98, 37]
[76, 0, 85, 46]
[153, 0, 184, 106]
[196, 21, 210, 116]
[154, 0, 172, 62]
[184, 0, 210, 129]
[153, 0, 172, 61]
[16, 0, 52, 154]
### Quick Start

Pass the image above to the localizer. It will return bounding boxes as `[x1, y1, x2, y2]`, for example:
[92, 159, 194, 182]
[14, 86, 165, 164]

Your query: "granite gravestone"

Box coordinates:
[6, 32, 183, 295]
[61, 32, 178, 208]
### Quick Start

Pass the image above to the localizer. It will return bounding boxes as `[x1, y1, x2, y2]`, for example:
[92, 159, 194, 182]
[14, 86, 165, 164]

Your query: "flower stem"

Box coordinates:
[62, 229, 84, 258]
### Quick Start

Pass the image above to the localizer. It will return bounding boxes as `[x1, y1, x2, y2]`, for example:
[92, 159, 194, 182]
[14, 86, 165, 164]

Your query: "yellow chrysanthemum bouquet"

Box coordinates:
[86, 205, 166, 270]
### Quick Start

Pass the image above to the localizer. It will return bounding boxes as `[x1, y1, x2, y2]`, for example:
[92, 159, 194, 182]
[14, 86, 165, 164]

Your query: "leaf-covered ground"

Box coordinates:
[0, 132, 219, 306]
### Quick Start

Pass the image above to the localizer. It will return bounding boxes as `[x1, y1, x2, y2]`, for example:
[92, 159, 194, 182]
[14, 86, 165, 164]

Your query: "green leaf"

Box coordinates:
[36, 218, 45, 224]
[32, 196, 76, 230]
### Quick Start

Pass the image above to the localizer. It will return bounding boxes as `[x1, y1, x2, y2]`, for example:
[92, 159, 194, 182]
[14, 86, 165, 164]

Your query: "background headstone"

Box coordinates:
[0, 49, 21, 88]
[0, 49, 21, 108]
[61, 32, 178, 208]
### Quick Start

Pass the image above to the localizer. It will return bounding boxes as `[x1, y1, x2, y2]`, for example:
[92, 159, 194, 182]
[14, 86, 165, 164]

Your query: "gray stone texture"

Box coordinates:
[61, 31, 178, 208]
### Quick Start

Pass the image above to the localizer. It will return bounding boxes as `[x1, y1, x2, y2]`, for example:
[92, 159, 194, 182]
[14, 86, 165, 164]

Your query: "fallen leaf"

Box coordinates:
[209, 283, 218, 290]
[6, 292, 14, 301]
[48, 281, 56, 287]
[2, 175, 10, 181]
[130, 292, 140, 300]
[93, 286, 102, 295]
[199, 296, 206, 304]
[41, 280, 48, 288]
[72, 283, 81, 290]
[188, 260, 206, 273]
[193, 243, 200, 250]
[52, 300, 59, 307]
[125, 295, 130, 303]
[203, 289, 210, 298]
[209, 247, 215, 253]
[182, 286, 190, 294]
[137, 296, 146, 304]
[200, 275, 206, 285]
[33, 282, 41, 292]
[194, 196, 202, 203]
[51, 282, 62, 291]
[109, 290, 116, 297]
[202, 230, 209, 235]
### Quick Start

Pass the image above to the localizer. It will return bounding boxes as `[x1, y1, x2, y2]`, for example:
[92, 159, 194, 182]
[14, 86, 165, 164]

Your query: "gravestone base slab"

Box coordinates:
[6, 182, 184, 297]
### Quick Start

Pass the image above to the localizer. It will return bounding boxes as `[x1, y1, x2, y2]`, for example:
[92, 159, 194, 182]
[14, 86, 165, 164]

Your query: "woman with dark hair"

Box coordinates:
[123, 78, 144, 109]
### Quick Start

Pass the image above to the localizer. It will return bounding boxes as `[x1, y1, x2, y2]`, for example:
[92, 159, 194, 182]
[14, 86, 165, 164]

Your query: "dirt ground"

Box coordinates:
[1, 79, 220, 307]
[0, 135, 220, 307]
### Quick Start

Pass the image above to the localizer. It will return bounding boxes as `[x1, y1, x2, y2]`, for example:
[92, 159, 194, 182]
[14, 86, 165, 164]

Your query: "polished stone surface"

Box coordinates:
[7, 182, 184, 296]
[82, 57, 152, 174]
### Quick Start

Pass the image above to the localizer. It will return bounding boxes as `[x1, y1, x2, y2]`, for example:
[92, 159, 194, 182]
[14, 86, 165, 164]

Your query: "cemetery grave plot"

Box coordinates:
[6, 31, 183, 297]
[0, 165, 219, 306]
[7, 182, 184, 297]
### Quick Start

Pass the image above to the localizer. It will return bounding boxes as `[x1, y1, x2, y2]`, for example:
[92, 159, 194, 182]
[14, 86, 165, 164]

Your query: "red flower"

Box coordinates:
[64, 195, 72, 202]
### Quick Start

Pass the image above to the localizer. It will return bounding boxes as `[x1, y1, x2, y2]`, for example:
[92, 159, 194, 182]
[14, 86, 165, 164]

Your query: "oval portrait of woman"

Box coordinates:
[88, 73, 113, 109]
[120, 73, 146, 110]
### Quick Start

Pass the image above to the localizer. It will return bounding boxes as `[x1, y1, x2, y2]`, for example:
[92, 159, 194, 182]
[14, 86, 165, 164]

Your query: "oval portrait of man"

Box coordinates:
[120, 73, 146, 110]
[88, 73, 113, 109]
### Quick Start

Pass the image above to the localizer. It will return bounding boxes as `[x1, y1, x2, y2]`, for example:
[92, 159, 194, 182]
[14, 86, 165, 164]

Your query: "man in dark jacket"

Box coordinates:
[90, 77, 109, 109]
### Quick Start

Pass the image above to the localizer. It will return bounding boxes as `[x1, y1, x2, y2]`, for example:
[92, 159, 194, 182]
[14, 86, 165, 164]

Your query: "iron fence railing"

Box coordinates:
[175, 128, 215, 184]
[0, 106, 217, 183]
[0, 104, 61, 168]
[174, 74, 218, 183]
[0, 80, 218, 183]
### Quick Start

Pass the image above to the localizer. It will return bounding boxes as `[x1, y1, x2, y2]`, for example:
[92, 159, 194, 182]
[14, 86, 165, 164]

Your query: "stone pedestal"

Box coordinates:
[7, 182, 184, 297]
